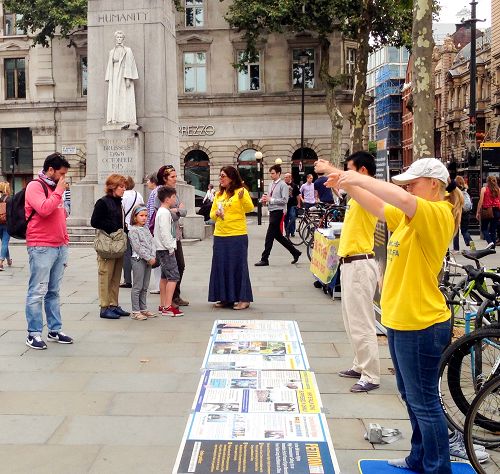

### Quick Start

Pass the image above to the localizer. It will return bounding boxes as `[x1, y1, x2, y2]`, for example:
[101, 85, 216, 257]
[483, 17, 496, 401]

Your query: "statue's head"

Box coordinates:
[114, 30, 125, 45]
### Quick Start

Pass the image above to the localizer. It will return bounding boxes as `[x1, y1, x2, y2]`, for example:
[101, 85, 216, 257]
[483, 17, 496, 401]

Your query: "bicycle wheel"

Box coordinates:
[306, 234, 314, 262]
[439, 326, 500, 433]
[464, 377, 500, 473]
[475, 272, 500, 301]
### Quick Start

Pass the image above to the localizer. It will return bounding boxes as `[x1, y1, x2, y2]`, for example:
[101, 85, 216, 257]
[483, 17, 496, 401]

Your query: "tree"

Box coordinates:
[411, 0, 435, 159]
[225, 0, 412, 164]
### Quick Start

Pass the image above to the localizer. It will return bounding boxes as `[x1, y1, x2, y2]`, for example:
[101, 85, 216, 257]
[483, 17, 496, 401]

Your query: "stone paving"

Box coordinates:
[1, 220, 498, 473]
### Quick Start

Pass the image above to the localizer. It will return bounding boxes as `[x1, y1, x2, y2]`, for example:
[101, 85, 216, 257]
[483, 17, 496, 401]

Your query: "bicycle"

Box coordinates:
[464, 375, 500, 473]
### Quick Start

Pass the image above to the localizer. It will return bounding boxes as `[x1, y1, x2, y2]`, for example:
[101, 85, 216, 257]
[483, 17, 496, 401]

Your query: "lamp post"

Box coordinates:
[255, 150, 263, 225]
[298, 51, 310, 179]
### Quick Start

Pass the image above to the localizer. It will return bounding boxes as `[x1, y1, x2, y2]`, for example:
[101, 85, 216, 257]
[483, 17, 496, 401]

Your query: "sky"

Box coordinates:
[437, 0, 492, 27]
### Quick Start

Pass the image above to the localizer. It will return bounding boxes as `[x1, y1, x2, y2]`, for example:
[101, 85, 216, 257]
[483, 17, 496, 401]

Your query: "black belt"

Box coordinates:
[339, 254, 374, 264]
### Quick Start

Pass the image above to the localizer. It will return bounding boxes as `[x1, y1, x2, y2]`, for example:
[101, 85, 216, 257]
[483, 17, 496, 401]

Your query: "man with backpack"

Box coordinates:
[23, 153, 73, 349]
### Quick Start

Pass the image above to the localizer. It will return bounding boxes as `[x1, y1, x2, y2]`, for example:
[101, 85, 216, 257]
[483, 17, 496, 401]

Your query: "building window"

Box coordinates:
[237, 51, 260, 92]
[184, 52, 206, 93]
[5, 58, 26, 99]
[292, 48, 315, 89]
[184, 149, 210, 204]
[80, 56, 88, 97]
[3, 12, 23, 36]
[345, 47, 356, 90]
[185, 0, 204, 27]
[1, 128, 33, 193]
[237, 149, 258, 197]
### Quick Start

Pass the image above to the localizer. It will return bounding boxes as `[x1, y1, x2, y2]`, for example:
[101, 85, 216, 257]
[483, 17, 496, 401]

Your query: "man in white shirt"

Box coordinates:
[299, 174, 316, 209]
[121, 176, 144, 288]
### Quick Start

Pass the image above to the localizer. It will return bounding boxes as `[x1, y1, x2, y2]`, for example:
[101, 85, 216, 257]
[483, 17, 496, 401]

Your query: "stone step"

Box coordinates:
[67, 226, 96, 236]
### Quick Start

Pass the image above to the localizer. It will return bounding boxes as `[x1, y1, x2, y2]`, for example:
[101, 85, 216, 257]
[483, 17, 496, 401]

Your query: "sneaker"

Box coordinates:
[449, 431, 490, 464]
[100, 307, 120, 319]
[469, 241, 476, 251]
[47, 331, 73, 344]
[110, 306, 130, 317]
[131, 311, 148, 320]
[350, 380, 380, 392]
[338, 369, 361, 379]
[162, 305, 184, 317]
[149, 289, 160, 294]
[254, 260, 269, 267]
[26, 334, 47, 350]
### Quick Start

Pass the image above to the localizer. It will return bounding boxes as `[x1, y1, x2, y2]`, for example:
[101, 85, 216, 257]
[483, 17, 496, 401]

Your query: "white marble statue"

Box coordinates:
[105, 31, 139, 125]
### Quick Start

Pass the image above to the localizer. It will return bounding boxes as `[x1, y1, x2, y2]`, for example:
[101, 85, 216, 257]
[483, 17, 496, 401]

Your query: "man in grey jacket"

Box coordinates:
[255, 165, 301, 266]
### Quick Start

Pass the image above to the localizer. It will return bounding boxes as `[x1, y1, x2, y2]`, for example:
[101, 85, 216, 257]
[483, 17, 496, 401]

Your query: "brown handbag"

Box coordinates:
[481, 207, 494, 220]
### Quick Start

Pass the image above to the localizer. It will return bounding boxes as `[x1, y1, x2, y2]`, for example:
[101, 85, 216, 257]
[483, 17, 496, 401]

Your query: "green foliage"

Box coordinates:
[368, 140, 377, 155]
[4, 0, 87, 46]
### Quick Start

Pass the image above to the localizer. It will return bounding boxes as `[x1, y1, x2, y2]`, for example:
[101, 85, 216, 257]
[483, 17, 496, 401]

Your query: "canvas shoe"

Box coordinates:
[26, 334, 47, 350]
[110, 306, 130, 317]
[48, 331, 73, 344]
[449, 431, 490, 464]
[350, 380, 380, 392]
[162, 305, 184, 317]
[338, 369, 361, 379]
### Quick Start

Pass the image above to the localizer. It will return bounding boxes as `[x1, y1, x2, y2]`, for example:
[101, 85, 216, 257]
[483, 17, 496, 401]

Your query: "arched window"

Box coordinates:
[291, 147, 318, 185]
[237, 148, 258, 197]
[184, 149, 210, 204]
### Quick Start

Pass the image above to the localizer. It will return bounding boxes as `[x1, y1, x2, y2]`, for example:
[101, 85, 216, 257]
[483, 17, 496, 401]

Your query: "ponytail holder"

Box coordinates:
[134, 205, 147, 215]
[446, 180, 457, 193]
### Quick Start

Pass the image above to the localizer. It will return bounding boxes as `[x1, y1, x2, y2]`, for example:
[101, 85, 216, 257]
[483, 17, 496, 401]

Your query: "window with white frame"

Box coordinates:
[237, 51, 260, 92]
[184, 52, 206, 93]
[185, 0, 204, 27]
[292, 48, 315, 89]
[345, 47, 356, 90]
[3, 11, 23, 35]
[5, 58, 26, 99]
[80, 56, 87, 97]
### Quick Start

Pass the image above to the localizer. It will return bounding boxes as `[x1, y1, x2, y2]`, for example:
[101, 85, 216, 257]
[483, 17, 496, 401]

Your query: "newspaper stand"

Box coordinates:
[310, 222, 343, 299]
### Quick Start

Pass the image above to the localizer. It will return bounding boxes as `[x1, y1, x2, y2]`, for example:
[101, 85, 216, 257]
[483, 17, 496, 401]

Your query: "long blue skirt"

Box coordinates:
[208, 235, 253, 302]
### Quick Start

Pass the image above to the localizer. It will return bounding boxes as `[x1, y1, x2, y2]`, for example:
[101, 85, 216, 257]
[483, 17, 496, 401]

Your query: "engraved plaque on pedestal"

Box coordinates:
[96, 129, 144, 184]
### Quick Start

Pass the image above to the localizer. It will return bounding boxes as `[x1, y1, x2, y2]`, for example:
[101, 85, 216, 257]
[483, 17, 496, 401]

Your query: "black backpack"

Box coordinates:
[7, 179, 49, 239]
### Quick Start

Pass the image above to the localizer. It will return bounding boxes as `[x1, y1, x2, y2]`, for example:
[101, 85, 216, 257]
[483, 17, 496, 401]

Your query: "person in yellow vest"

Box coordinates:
[209, 166, 255, 310]
[315, 152, 380, 393]
[326, 158, 462, 474]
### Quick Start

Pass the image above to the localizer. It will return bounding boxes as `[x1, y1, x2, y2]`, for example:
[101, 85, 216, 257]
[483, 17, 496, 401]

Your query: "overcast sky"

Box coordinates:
[437, 0, 492, 27]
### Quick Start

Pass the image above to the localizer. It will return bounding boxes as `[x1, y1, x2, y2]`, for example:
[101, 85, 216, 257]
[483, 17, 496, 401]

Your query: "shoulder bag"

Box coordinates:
[93, 198, 127, 258]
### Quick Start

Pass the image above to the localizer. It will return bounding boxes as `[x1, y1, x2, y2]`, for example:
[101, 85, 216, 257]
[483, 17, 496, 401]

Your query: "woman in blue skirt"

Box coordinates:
[208, 166, 255, 310]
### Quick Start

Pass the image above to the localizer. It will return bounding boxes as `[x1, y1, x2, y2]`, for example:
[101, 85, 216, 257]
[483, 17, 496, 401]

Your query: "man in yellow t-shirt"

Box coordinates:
[315, 151, 380, 393]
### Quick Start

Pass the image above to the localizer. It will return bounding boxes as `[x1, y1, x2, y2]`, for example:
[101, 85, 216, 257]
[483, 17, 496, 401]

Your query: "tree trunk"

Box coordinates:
[319, 38, 343, 166]
[349, 4, 370, 153]
[412, 0, 435, 160]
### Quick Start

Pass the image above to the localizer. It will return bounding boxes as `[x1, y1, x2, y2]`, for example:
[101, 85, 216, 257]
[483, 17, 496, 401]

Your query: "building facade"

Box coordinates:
[0, 1, 356, 198]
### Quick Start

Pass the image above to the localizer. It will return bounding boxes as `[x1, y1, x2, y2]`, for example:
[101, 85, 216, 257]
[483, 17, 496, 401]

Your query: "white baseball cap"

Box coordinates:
[392, 158, 449, 185]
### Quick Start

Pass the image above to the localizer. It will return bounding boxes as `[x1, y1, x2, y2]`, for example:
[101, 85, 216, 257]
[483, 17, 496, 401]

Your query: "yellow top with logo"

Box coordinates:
[381, 198, 454, 330]
[210, 188, 255, 237]
[338, 198, 377, 257]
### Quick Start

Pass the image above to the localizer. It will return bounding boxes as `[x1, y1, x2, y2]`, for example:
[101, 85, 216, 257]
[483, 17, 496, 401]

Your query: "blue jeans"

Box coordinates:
[284, 206, 297, 236]
[26, 246, 68, 336]
[452, 211, 472, 250]
[0, 224, 10, 260]
[387, 320, 452, 474]
[481, 208, 500, 245]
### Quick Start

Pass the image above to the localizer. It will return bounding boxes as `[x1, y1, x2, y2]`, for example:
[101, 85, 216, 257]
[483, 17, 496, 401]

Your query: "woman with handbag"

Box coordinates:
[476, 175, 500, 246]
[0, 181, 12, 271]
[91, 174, 131, 319]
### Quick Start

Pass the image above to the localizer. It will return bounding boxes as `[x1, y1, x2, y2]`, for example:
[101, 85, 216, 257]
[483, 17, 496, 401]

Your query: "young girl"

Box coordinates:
[128, 205, 157, 320]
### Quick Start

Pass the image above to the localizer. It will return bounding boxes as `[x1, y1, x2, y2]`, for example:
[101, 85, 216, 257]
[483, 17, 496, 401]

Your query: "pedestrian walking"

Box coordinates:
[327, 157, 462, 473]
[283, 173, 300, 238]
[25, 153, 73, 350]
[91, 174, 131, 320]
[154, 186, 184, 317]
[299, 174, 316, 210]
[476, 175, 500, 247]
[128, 205, 157, 320]
[255, 164, 301, 266]
[316, 153, 380, 393]
[0, 181, 12, 271]
[209, 166, 254, 310]
[452, 176, 474, 252]
[121, 176, 144, 288]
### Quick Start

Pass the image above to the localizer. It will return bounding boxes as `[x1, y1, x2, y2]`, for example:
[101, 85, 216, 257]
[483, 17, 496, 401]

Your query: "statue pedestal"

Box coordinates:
[97, 128, 144, 185]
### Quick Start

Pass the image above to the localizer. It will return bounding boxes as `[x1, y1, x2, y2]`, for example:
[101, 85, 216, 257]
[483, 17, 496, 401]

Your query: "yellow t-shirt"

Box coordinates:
[210, 188, 255, 237]
[381, 198, 454, 330]
[338, 198, 377, 257]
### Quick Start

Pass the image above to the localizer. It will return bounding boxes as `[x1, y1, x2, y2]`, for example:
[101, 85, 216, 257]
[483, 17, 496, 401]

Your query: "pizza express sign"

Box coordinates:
[179, 125, 215, 137]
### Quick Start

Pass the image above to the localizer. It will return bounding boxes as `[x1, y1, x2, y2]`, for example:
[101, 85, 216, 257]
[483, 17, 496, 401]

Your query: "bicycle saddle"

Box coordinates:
[462, 248, 496, 261]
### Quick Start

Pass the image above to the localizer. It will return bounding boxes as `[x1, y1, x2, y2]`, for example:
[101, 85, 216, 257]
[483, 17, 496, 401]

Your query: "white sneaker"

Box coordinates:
[449, 431, 490, 464]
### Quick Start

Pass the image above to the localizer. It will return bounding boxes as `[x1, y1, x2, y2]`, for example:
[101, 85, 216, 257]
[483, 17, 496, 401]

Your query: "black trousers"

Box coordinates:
[173, 240, 185, 300]
[262, 210, 298, 261]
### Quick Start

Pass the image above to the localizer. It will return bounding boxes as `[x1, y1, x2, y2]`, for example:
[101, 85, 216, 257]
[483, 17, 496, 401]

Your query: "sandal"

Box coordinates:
[141, 310, 157, 318]
[214, 301, 234, 308]
[131, 311, 148, 320]
[233, 302, 250, 311]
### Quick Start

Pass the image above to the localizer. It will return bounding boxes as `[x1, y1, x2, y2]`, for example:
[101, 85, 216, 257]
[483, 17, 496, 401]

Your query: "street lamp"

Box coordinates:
[298, 50, 310, 177]
[255, 150, 263, 225]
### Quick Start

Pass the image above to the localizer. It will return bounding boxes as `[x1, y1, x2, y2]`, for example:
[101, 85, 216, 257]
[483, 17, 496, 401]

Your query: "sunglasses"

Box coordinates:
[220, 174, 228, 178]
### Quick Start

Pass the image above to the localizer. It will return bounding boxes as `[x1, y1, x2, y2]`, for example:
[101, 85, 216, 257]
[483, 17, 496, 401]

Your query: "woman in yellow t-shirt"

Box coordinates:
[327, 158, 462, 474]
[208, 166, 255, 310]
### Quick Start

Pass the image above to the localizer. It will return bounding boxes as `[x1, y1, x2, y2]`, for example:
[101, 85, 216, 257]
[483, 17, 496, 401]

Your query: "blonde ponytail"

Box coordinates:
[445, 187, 463, 236]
